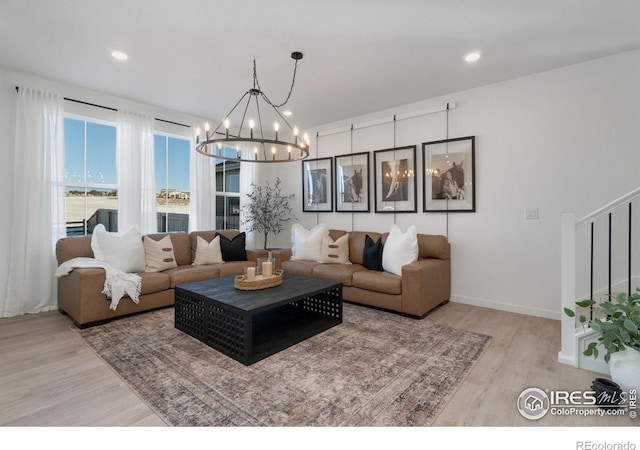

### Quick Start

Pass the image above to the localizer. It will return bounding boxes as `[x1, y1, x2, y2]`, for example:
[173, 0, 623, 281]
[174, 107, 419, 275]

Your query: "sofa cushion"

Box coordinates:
[291, 223, 328, 261]
[192, 235, 223, 265]
[165, 265, 220, 287]
[362, 235, 384, 271]
[347, 231, 383, 265]
[143, 235, 178, 272]
[90, 224, 145, 273]
[311, 263, 366, 286]
[281, 259, 319, 277]
[319, 233, 350, 264]
[138, 272, 171, 295]
[219, 261, 255, 278]
[218, 232, 247, 261]
[352, 270, 402, 295]
[418, 234, 450, 260]
[382, 225, 418, 276]
[56, 235, 94, 264]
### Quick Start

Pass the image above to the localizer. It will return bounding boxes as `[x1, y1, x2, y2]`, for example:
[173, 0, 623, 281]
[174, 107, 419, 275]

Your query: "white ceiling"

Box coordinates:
[1, 0, 639, 129]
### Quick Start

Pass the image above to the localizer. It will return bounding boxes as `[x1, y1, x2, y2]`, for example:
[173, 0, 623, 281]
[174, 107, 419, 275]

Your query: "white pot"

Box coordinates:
[609, 347, 640, 393]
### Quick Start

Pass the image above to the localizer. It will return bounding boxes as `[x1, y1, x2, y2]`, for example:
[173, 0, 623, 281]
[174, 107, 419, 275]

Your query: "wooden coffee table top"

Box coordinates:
[176, 272, 342, 313]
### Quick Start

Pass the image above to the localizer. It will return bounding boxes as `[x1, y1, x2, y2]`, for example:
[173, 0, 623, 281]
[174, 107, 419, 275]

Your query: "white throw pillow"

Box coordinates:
[319, 234, 350, 264]
[90, 223, 145, 273]
[192, 235, 224, 266]
[382, 224, 418, 276]
[143, 235, 178, 273]
[291, 223, 328, 261]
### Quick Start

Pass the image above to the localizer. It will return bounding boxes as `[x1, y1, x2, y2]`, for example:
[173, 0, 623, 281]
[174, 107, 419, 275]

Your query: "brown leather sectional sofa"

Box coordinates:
[55, 230, 266, 328]
[275, 229, 451, 318]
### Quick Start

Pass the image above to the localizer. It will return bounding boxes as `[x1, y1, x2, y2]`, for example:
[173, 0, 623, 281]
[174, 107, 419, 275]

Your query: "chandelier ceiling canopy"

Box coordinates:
[195, 51, 310, 163]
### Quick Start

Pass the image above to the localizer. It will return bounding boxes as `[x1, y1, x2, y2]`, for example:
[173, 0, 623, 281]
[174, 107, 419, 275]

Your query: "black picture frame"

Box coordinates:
[373, 145, 417, 213]
[422, 136, 476, 213]
[302, 157, 333, 212]
[334, 152, 370, 213]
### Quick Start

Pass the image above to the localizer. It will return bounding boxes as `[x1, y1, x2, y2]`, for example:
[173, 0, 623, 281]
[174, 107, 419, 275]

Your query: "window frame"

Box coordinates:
[63, 113, 118, 235]
[215, 154, 241, 230]
[154, 131, 192, 232]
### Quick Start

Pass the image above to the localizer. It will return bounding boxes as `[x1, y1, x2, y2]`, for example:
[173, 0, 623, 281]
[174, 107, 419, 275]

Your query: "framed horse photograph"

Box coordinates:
[422, 136, 476, 213]
[302, 157, 333, 212]
[334, 152, 370, 213]
[373, 145, 417, 213]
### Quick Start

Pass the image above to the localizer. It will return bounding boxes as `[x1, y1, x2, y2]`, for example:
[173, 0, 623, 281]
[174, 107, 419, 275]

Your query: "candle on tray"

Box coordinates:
[246, 267, 255, 281]
[262, 261, 273, 278]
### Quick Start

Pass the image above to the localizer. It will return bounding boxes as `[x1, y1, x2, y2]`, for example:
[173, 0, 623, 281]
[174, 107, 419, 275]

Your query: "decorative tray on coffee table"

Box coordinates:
[234, 269, 283, 291]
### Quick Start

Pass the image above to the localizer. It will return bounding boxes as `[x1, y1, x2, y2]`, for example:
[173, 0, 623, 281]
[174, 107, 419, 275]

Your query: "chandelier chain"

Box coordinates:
[254, 57, 299, 109]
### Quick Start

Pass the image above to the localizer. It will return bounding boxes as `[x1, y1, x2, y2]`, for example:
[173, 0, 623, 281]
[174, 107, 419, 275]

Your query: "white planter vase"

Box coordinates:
[609, 347, 640, 393]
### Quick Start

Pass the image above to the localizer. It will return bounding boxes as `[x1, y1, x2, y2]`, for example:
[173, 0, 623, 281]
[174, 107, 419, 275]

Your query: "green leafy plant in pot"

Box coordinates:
[241, 178, 297, 250]
[564, 288, 640, 393]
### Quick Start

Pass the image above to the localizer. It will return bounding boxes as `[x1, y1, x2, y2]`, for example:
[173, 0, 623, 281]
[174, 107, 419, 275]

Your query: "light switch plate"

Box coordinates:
[524, 208, 539, 219]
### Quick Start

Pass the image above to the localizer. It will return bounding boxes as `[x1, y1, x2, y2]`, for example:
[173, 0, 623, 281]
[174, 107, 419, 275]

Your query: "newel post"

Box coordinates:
[558, 213, 578, 366]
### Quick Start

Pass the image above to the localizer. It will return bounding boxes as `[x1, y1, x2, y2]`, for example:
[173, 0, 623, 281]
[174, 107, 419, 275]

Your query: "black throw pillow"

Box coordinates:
[218, 232, 247, 261]
[362, 235, 384, 271]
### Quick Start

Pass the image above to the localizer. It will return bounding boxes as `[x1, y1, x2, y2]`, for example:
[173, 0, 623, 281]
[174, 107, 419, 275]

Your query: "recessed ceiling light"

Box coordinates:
[283, 110, 293, 117]
[464, 52, 481, 63]
[111, 50, 129, 61]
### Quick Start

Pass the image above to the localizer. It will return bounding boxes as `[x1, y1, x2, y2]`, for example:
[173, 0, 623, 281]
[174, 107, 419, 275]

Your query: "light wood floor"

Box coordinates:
[1, 302, 638, 428]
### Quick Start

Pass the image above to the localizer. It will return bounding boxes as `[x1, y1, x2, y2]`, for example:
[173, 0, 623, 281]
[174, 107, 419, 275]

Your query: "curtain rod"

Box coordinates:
[15, 86, 191, 129]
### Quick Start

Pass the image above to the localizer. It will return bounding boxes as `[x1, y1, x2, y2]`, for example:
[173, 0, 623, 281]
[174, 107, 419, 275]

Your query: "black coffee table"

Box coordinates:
[174, 273, 343, 365]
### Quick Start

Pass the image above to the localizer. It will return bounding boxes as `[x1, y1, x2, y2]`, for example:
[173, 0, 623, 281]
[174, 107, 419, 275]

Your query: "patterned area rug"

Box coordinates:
[75, 303, 491, 426]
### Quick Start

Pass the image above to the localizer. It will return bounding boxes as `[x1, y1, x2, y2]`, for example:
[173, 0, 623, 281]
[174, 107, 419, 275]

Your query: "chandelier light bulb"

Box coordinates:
[204, 122, 210, 131]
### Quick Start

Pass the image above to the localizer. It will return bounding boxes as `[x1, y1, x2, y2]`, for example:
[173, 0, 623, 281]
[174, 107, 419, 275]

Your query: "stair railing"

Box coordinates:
[559, 186, 639, 370]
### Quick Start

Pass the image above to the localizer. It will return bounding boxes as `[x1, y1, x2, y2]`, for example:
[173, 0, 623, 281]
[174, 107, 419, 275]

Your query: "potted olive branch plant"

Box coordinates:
[240, 178, 297, 250]
[564, 288, 640, 392]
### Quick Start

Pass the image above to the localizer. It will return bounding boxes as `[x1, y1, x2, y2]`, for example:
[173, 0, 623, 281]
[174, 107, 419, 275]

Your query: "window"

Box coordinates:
[155, 134, 190, 232]
[215, 147, 240, 230]
[64, 117, 118, 235]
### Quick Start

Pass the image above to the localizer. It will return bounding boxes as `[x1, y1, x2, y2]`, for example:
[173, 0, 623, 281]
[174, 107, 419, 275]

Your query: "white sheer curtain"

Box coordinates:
[239, 161, 256, 248]
[117, 110, 156, 234]
[3, 87, 66, 317]
[189, 133, 217, 231]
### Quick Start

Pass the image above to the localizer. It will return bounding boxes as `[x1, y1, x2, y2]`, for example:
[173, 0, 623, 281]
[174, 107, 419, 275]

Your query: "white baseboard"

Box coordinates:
[450, 294, 560, 320]
[557, 351, 577, 367]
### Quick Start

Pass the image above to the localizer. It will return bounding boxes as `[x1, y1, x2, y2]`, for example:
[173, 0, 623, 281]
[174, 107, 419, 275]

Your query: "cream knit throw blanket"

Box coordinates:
[55, 257, 142, 310]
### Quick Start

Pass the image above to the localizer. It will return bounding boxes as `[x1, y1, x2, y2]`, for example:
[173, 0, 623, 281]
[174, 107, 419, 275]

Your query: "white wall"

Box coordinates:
[261, 50, 640, 319]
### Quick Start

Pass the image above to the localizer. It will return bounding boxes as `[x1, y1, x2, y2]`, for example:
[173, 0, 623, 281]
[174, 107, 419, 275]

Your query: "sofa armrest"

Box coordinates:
[57, 268, 109, 325]
[270, 248, 292, 271]
[246, 248, 268, 262]
[401, 258, 451, 317]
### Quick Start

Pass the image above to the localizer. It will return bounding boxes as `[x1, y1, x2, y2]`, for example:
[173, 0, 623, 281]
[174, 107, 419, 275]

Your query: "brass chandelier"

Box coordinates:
[195, 51, 310, 163]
